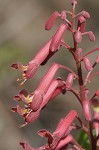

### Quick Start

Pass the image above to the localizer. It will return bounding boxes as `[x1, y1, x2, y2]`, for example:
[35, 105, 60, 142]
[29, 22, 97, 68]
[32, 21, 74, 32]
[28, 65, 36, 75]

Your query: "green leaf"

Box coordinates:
[77, 130, 90, 150]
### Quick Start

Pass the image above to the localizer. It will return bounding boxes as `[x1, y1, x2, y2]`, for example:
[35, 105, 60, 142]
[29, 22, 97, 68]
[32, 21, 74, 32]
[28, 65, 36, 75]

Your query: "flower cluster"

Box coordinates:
[11, 0, 99, 149]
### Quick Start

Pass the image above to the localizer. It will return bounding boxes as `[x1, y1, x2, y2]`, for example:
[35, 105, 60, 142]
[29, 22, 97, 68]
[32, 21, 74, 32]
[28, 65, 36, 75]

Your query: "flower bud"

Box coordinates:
[74, 31, 82, 44]
[78, 16, 86, 23]
[50, 24, 67, 52]
[82, 100, 91, 121]
[88, 31, 95, 42]
[61, 10, 66, 20]
[45, 11, 60, 30]
[82, 11, 90, 19]
[72, 0, 77, 6]
[78, 16, 86, 33]
[66, 73, 74, 89]
[83, 57, 93, 72]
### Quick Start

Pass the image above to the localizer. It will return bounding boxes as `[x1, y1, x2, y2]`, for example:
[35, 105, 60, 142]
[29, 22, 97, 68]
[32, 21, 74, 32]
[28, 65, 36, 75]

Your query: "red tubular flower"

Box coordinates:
[25, 38, 53, 79]
[11, 38, 57, 84]
[12, 78, 66, 126]
[25, 78, 66, 124]
[50, 23, 67, 52]
[12, 62, 76, 125]
[20, 134, 84, 150]
[55, 134, 84, 150]
[31, 63, 76, 111]
[37, 110, 83, 150]
[38, 78, 66, 109]
[51, 110, 78, 148]
[45, 11, 60, 30]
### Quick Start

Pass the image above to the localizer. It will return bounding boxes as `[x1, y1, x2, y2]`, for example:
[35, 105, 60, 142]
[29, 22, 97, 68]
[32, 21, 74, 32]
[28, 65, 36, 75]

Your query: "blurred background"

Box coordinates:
[0, 0, 99, 149]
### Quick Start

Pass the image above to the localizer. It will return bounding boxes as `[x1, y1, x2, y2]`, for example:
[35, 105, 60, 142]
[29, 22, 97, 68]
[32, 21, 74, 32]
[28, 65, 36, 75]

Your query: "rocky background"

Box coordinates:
[0, 0, 99, 149]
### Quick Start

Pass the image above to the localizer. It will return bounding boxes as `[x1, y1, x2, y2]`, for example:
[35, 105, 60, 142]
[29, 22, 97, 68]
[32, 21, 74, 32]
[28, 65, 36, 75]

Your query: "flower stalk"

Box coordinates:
[11, 0, 99, 149]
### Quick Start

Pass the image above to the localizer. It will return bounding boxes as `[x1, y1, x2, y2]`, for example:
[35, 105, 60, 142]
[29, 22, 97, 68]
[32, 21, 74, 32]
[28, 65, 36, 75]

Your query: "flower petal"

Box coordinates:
[50, 24, 67, 52]
[25, 111, 40, 124]
[20, 141, 34, 150]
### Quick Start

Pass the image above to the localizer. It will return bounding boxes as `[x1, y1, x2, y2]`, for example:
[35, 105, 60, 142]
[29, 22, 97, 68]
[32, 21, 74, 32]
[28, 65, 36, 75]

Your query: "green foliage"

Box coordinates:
[77, 130, 90, 150]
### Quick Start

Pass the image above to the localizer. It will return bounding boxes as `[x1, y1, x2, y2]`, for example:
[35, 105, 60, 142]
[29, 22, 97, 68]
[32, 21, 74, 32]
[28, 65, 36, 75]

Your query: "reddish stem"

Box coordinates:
[71, 6, 96, 150]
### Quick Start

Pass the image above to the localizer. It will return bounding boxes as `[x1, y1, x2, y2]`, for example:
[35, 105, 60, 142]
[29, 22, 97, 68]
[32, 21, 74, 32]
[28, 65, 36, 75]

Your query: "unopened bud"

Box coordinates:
[74, 31, 82, 44]
[72, 0, 77, 6]
[88, 31, 95, 42]
[66, 73, 74, 89]
[78, 16, 86, 33]
[83, 100, 91, 121]
[82, 11, 90, 19]
[45, 11, 60, 30]
[61, 11, 66, 20]
[83, 57, 93, 72]
[78, 16, 86, 23]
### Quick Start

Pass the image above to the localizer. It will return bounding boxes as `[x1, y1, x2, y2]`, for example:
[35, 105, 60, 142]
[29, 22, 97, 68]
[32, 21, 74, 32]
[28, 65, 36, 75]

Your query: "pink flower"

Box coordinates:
[12, 78, 66, 125]
[51, 110, 78, 148]
[50, 24, 67, 52]
[37, 110, 83, 150]
[30, 63, 76, 111]
[25, 78, 66, 124]
[19, 110, 84, 150]
[11, 38, 56, 84]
